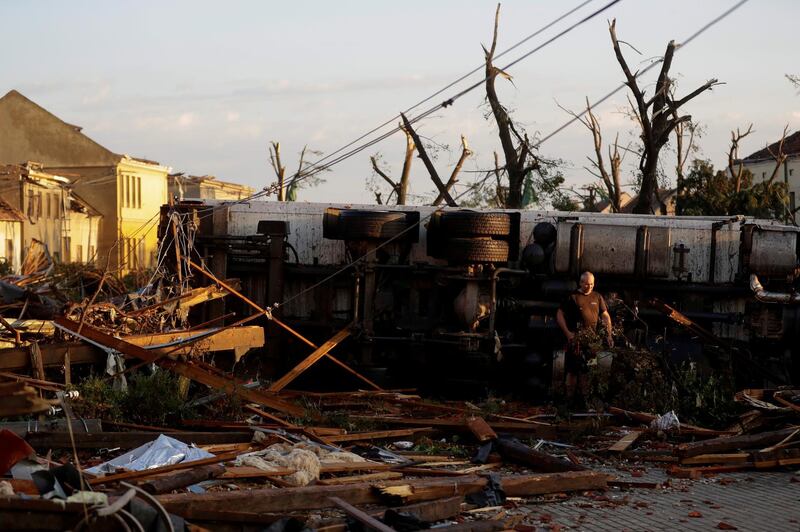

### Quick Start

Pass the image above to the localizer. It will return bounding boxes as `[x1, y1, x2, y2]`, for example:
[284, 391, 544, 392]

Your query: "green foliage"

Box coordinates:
[71, 371, 196, 426]
[121, 371, 195, 426]
[585, 345, 741, 428]
[678, 159, 790, 220]
[411, 436, 469, 457]
[461, 158, 570, 210]
[70, 375, 124, 421]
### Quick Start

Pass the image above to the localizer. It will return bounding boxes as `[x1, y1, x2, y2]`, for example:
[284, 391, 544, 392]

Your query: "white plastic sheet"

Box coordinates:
[650, 410, 681, 432]
[85, 434, 213, 476]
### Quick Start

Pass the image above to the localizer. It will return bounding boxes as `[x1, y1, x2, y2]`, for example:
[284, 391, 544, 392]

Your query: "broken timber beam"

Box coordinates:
[52, 317, 303, 417]
[608, 430, 642, 452]
[329, 496, 396, 532]
[269, 326, 352, 392]
[188, 259, 382, 390]
[0, 326, 264, 372]
[495, 437, 585, 473]
[675, 427, 800, 458]
[157, 470, 609, 515]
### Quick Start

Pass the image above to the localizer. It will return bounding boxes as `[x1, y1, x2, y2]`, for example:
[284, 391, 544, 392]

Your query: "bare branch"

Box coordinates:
[400, 113, 457, 206]
[434, 135, 473, 205]
[727, 123, 754, 193]
[766, 124, 789, 185]
[268, 141, 286, 201]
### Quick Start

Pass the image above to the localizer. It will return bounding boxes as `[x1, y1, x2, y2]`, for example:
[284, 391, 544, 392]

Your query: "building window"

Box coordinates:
[76, 244, 83, 263]
[137, 177, 142, 208]
[125, 175, 131, 208]
[88, 245, 96, 263]
[6, 239, 13, 263]
[46, 194, 51, 218]
[791, 169, 795, 177]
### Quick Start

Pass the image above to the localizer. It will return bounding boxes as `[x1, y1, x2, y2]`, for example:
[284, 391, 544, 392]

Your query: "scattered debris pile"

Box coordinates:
[2, 228, 800, 530]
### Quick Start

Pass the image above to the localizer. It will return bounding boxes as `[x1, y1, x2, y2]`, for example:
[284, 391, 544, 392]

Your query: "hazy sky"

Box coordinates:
[2, 0, 798, 205]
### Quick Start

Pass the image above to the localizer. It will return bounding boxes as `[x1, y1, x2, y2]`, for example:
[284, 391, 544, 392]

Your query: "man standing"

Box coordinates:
[555, 271, 613, 402]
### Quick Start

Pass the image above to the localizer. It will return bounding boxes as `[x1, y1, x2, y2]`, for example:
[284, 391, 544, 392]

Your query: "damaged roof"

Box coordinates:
[0, 197, 24, 222]
[743, 130, 800, 162]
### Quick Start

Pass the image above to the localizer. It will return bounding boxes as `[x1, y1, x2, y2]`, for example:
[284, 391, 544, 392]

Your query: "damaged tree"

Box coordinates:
[610, 19, 720, 214]
[561, 98, 626, 212]
[269, 142, 326, 201]
[482, 5, 545, 209]
[398, 113, 469, 207]
[371, 122, 473, 206]
[369, 125, 415, 205]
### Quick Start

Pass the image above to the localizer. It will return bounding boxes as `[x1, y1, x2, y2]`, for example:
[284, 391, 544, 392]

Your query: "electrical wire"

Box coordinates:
[458, 0, 753, 200]
[272, 0, 752, 310]
[276, 0, 624, 194]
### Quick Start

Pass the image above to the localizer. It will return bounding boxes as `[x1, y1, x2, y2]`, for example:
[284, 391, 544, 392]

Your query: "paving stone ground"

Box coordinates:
[508, 469, 800, 531]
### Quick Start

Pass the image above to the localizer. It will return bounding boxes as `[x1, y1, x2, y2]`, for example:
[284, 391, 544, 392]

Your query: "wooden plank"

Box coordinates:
[675, 427, 800, 458]
[0, 419, 102, 437]
[53, 317, 303, 416]
[608, 430, 642, 452]
[328, 496, 396, 532]
[681, 453, 750, 466]
[495, 437, 585, 473]
[351, 416, 557, 439]
[608, 407, 736, 437]
[26, 431, 252, 450]
[0, 343, 100, 371]
[668, 463, 753, 478]
[325, 428, 432, 443]
[314, 497, 463, 532]
[456, 463, 502, 474]
[466, 417, 498, 442]
[126, 326, 264, 356]
[318, 472, 403, 485]
[158, 471, 609, 515]
[268, 326, 351, 392]
[139, 464, 225, 494]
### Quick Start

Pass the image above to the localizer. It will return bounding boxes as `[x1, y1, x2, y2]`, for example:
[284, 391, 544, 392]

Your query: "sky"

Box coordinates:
[2, 0, 798, 205]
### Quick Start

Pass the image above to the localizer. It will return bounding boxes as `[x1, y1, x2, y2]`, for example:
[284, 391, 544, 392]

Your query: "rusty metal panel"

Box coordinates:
[750, 228, 797, 277]
[553, 221, 573, 273]
[646, 227, 671, 277]
[580, 224, 639, 275]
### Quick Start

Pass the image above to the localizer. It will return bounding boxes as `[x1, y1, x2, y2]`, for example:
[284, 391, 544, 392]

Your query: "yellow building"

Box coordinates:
[168, 173, 255, 201]
[0, 163, 102, 264]
[0, 90, 169, 273]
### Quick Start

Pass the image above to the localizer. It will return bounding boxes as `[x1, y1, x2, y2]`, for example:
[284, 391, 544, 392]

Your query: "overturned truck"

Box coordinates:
[165, 201, 800, 394]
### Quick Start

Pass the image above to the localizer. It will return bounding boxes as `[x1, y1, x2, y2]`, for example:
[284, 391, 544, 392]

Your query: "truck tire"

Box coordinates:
[445, 238, 509, 263]
[339, 210, 408, 240]
[440, 211, 512, 237]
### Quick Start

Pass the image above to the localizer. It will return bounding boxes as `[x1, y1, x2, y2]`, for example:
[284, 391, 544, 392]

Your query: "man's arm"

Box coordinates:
[601, 310, 613, 346]
[556, 308, 574, 341]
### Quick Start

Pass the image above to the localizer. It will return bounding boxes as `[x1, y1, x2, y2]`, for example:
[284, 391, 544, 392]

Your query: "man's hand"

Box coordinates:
[607, 334, 614, 348]
[565, 331, 575, 342]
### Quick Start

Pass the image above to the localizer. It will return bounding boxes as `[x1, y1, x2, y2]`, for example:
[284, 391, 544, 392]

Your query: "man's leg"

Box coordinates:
[565, 372, 577, 400]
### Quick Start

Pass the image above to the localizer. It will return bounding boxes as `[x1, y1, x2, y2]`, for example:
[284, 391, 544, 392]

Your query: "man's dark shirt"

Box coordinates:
[560, 290, 607, 332]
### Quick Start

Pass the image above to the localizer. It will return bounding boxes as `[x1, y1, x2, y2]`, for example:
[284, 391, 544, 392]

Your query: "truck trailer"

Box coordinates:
[162, 201, 800, 395]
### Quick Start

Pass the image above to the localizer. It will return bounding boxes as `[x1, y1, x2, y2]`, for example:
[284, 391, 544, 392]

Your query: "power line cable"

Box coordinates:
[458, 0, 752, 200]
[274, 0, 751, 309]
[286, 0, 597, 186]
[283, 0, 624, 193]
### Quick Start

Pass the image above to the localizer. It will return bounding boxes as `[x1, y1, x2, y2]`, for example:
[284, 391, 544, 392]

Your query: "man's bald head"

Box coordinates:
[579, 271, 595, 295]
